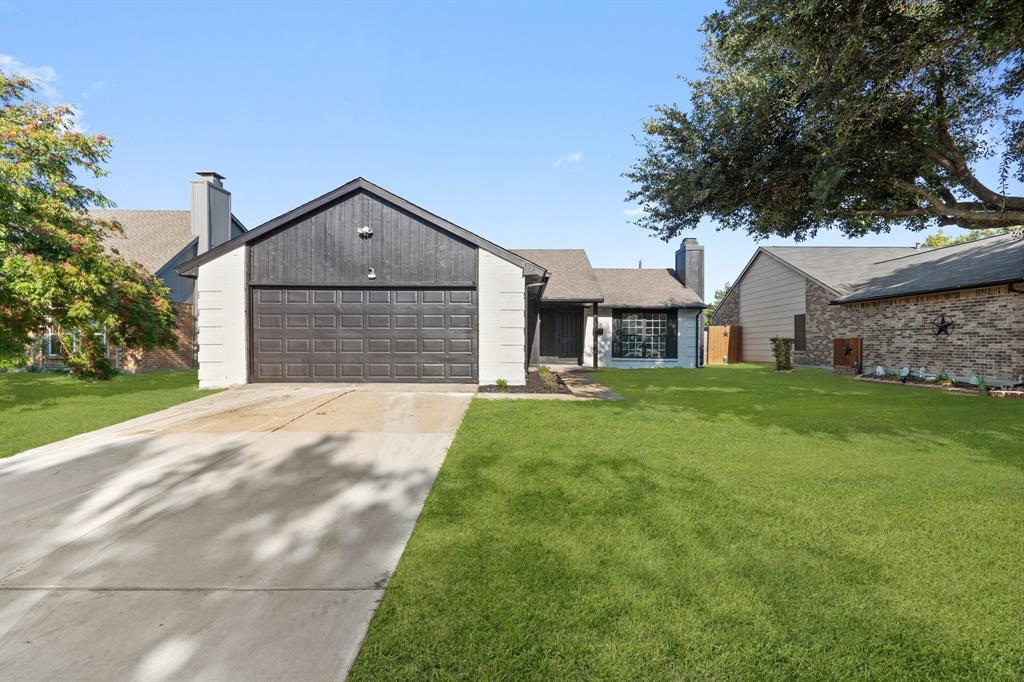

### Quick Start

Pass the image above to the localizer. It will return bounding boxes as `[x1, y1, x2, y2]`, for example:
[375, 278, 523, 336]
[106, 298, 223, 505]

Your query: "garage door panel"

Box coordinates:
[251, 287, 477, 382]
[314, 338, 338, 353]
[313, 363, 337, 378]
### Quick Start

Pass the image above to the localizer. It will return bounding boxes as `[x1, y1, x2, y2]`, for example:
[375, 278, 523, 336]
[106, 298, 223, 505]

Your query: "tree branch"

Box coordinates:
[891, 179, 1024, 228]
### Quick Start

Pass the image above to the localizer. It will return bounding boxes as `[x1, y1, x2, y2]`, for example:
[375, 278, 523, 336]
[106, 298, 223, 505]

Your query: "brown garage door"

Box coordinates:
[251, 287, 477, 382]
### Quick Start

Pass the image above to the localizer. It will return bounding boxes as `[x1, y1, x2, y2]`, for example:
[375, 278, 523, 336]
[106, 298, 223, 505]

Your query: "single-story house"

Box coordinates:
[175, 175, 706, 388]
[710, 235, 1024, 384]
[29, 176, 246, 372]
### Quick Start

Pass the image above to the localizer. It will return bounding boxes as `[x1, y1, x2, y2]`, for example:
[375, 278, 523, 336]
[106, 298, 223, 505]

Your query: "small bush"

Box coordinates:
[770, 337, 794, 371]
[495, 378, 509, 390]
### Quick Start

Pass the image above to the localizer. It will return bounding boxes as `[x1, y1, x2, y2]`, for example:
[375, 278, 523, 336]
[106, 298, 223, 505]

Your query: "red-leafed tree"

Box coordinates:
[1, 74, 177, 378]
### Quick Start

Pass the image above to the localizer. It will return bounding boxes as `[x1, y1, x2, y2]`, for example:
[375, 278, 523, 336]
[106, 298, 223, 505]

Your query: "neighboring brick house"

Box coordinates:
[29, 174, 246, 372]
[710, 234, 1024, 384]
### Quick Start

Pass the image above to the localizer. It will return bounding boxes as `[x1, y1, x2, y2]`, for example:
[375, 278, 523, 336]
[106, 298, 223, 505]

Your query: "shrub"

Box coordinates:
[495, 378, 509, 390]
[770, 337, 794, 371]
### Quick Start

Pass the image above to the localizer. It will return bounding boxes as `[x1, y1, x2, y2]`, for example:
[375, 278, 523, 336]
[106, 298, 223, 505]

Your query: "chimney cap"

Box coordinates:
[196, 171, 226, 180]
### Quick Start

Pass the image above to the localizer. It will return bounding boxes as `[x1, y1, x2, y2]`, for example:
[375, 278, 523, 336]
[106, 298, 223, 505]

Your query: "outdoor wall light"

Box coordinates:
[597, 326, 605, 336]
[367, 267, 376, 280]
[358, 225, 373, 239]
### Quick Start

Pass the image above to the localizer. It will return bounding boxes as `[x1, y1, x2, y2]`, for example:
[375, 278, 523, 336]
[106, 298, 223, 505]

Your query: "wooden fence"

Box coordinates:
[706, 325, 742, 365]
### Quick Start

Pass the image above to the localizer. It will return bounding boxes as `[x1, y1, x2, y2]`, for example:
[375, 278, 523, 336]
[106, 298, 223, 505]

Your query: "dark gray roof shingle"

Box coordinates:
[835, 232, 1024, 303]
[92, 210, 193, 273]
[593, 268, 704, 308]
[512, 249, 604, 301]
[763, 246, 920, 295]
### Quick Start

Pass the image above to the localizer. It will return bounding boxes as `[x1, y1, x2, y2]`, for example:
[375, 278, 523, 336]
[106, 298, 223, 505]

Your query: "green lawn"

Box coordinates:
[351, 365, 1024, 680]
[0, 370, 219, 458]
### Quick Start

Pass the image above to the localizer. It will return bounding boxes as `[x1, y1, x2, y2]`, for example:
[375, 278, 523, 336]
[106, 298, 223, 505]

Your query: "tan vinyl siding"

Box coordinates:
[738, 253, 806, 362]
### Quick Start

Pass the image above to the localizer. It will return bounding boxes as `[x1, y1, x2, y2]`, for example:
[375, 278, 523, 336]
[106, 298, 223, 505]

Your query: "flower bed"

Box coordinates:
[855, 373, 1023, 398]
[479, 369, 571, 394]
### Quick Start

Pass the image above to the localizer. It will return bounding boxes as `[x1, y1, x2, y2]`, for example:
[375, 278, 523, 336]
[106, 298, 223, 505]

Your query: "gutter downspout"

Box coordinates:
[696, 310, 702, 368]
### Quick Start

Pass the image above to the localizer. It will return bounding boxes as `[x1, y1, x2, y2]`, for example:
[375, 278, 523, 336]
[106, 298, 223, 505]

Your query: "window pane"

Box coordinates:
[616, 310, 668, 359]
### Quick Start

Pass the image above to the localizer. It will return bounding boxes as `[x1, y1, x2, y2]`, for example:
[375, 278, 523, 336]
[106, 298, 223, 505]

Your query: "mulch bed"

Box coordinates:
[480, 371, 572, 394]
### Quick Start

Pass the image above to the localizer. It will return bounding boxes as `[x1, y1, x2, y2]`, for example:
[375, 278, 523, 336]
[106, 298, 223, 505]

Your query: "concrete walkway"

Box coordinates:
[0, 383, 473, 681]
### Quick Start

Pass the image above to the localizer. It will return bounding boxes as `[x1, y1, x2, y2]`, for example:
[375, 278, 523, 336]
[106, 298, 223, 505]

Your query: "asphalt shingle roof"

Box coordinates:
[835, 232, 1024, 303]
[512, 249, 604, 301]
[763, 246, 920, 296]
[592, 268, 705, 308]
[92, 210, 193, 273]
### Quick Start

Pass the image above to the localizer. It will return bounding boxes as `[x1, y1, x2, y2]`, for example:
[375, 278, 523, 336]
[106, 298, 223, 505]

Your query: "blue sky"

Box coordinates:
[3, 0, 1019, 296]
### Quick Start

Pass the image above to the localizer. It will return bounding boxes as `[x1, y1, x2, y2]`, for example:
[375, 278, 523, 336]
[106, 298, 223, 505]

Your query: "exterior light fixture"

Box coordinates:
[367, 267, 376, 280]
[358, 225, 373, 239]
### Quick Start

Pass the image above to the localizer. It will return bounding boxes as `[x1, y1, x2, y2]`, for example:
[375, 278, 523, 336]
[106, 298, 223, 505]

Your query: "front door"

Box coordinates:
[555, 310, 581, 360]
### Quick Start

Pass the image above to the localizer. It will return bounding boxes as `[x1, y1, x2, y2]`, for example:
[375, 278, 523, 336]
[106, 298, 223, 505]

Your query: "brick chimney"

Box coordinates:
[190, 171, 231, 254]
[675, 237, 704, 301]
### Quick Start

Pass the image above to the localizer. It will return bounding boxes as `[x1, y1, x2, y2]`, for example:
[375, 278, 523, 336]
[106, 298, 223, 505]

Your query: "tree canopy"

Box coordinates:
[627, 0, 1024, 242]
[923, 226, 1014, 247]
[704, 281, 732, 324]
[0, 74, 177, 378]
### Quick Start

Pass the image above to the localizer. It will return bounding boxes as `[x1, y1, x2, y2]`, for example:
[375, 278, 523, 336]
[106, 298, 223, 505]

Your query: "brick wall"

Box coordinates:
[28, 303, 195, 373]
[118, 303, 195, 372]
[807, 284, 1022, 383]
[796, 281, 841, 367]
[708, 288, 740, 326]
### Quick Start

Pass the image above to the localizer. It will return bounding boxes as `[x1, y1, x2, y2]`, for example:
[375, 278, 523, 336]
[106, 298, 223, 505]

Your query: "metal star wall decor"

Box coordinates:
[932, 314, 955, 336]
[843, 343, 854, 357]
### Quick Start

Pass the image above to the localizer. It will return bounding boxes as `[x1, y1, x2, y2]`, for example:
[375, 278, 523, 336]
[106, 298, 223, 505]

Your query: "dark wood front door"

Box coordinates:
[556, 310, 581, 360]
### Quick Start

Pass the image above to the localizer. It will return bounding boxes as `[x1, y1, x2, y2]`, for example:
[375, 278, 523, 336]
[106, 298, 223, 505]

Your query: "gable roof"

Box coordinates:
[176, 178, 545, 278]
[512, 249, 603, 302]
[593, 268, 705, 308]
[834, 232, 1024, 303]
[760, 246, 921, 296]
[93, 210, 193, 273]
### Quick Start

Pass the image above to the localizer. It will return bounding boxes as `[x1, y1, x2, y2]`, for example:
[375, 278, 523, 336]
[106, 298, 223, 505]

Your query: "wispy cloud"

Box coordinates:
[0, 54, 88, 131]
[553, 151, 582, 168]
[623, 207, 645, 217]
[0, 54, 59, 99]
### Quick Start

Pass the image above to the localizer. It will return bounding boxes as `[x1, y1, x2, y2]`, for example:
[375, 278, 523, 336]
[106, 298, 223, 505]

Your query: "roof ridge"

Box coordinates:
[765, 245, 917, 249]
[871, 232, 1019, 264]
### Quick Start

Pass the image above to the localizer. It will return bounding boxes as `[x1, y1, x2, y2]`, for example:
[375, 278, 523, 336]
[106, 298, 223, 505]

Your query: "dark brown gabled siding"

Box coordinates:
[249, 190, 477, 287]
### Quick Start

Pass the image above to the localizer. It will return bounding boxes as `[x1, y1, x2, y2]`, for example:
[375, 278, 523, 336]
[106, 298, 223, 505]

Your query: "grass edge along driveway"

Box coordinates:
[350, 365, 1024, 681]
[0, 370, 220, 458]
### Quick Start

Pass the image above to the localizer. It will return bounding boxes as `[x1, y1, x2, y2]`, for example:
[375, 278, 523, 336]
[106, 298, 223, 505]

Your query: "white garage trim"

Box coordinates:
[478, 250, 526, 385]
[196, 248, 247, 388]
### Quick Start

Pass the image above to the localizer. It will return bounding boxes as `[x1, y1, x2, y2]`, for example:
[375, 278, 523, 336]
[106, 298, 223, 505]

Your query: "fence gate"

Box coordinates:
[706, 325, 742, 365]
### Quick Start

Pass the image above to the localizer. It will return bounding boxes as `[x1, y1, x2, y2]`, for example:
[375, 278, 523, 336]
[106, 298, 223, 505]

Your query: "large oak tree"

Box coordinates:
[1, 74, 177, 378]
[627, 0, 1024, 241]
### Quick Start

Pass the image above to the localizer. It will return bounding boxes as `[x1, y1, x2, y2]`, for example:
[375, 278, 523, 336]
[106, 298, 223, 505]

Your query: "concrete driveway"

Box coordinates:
[0, 383, 474, 681]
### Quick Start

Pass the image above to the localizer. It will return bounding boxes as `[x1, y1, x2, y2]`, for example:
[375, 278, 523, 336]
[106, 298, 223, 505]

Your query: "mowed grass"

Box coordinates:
[351, 365, 1024, 680]
[0, 370, 219, 458]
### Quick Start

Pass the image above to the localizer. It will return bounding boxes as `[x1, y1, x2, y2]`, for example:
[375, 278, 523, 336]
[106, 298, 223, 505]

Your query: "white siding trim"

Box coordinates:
[196, 248, 247, 388]
[737, 253, 806, 362]
[478, 250, 526, 385]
